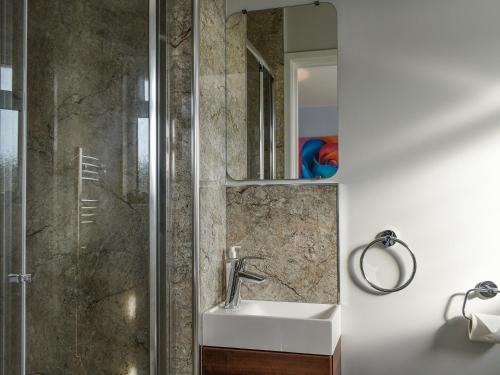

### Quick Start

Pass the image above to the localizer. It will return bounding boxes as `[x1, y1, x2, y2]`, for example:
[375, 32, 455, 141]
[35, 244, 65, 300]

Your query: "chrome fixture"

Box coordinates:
[7, 274, 32, 284]
[360, 230, 417, 293]
[224, 256, 266, 309]
[77, 147, 101, 225]
[462, 281, 499, 321]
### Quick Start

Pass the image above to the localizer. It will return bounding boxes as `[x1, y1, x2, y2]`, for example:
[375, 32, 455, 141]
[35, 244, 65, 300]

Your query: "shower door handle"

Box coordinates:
[7, 273, 32, 284]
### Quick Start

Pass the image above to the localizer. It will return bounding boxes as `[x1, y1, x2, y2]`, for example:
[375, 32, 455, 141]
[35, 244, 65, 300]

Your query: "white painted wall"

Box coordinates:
[337, 1, 500, 374]
[227, 1, 500, 374]
[299, 107, 338, 137]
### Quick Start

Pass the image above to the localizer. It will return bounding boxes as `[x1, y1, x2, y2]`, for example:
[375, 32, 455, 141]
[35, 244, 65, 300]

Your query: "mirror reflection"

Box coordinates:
[226, 2, 338, 181]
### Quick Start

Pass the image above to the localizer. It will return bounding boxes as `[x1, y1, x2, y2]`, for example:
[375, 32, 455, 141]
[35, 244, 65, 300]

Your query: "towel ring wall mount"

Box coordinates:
[360, 230, 417, 293]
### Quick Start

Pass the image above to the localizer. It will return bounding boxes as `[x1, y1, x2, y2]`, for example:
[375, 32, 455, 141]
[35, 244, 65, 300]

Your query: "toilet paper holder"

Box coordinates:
[462, 281, 499, 321]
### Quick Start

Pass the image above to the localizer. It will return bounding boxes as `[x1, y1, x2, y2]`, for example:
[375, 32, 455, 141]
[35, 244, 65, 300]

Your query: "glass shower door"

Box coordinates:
[24, 1, 156, 374]
[1, 1, 172, 374]
[0, 0, 27, 374]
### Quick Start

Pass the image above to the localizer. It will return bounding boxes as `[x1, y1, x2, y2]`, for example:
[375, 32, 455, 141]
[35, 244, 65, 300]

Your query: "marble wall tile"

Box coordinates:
[199, 0, 227, 314]
[200, 183, 226, 310]
[167, 0, 195, 373]
[200, 0, 227, 183]
[226, 185, 338, 304]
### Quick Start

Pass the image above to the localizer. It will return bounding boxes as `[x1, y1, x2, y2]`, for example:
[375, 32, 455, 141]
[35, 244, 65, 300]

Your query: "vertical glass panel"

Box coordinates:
[0, 0, 25, 373]
[25, 1, 152, 374]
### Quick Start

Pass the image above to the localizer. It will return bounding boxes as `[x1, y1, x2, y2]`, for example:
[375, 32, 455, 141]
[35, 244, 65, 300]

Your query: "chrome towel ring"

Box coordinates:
[360, 230, 417, 293]
[462, 281, 499, 321]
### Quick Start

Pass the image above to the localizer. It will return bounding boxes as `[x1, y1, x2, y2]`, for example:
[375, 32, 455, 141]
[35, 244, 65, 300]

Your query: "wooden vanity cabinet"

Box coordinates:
[202, 341, 341, 375]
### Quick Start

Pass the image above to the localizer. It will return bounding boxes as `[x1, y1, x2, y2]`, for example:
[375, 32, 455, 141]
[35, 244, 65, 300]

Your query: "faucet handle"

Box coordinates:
[240, 256, 264, 261]
[224, 256, 266, 309]
[239, 256, 265, 268]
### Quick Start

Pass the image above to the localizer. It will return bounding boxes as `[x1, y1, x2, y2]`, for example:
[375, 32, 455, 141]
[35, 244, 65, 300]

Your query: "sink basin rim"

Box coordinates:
[205, 299, 338, 321]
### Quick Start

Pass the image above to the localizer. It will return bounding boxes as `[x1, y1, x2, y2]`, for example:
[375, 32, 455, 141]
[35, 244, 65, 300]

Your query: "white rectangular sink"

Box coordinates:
[203, 300, 341, 356]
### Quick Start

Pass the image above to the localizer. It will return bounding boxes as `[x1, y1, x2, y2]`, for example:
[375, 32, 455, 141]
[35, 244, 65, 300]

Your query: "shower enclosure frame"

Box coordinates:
[149, 0, 160, 373]
[19, 0, 28, 373]
[246, 40, 277, 180]
[7, 0, 170, 374]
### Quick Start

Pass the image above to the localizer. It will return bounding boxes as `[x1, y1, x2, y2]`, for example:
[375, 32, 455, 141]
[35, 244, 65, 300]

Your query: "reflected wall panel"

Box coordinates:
[246, 8, 284, 179]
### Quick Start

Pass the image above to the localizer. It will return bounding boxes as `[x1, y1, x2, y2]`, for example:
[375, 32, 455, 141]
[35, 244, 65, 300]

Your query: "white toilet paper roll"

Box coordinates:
[468, 313, 500, 344]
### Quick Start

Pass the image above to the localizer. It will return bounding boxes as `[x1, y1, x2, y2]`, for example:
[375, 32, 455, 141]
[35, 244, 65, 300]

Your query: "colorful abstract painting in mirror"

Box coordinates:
[299, 136, 338, 178]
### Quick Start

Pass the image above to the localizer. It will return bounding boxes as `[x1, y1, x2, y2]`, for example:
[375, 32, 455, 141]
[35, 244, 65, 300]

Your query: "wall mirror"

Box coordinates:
[226, 2, 338, 182]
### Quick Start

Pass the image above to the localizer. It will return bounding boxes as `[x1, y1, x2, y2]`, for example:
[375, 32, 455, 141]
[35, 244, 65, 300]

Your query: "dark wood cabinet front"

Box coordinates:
[202, 341, 341, 375]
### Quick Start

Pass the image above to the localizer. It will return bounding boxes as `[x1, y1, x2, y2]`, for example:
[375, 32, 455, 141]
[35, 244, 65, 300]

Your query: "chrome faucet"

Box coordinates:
[224, 256, 266, 309]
